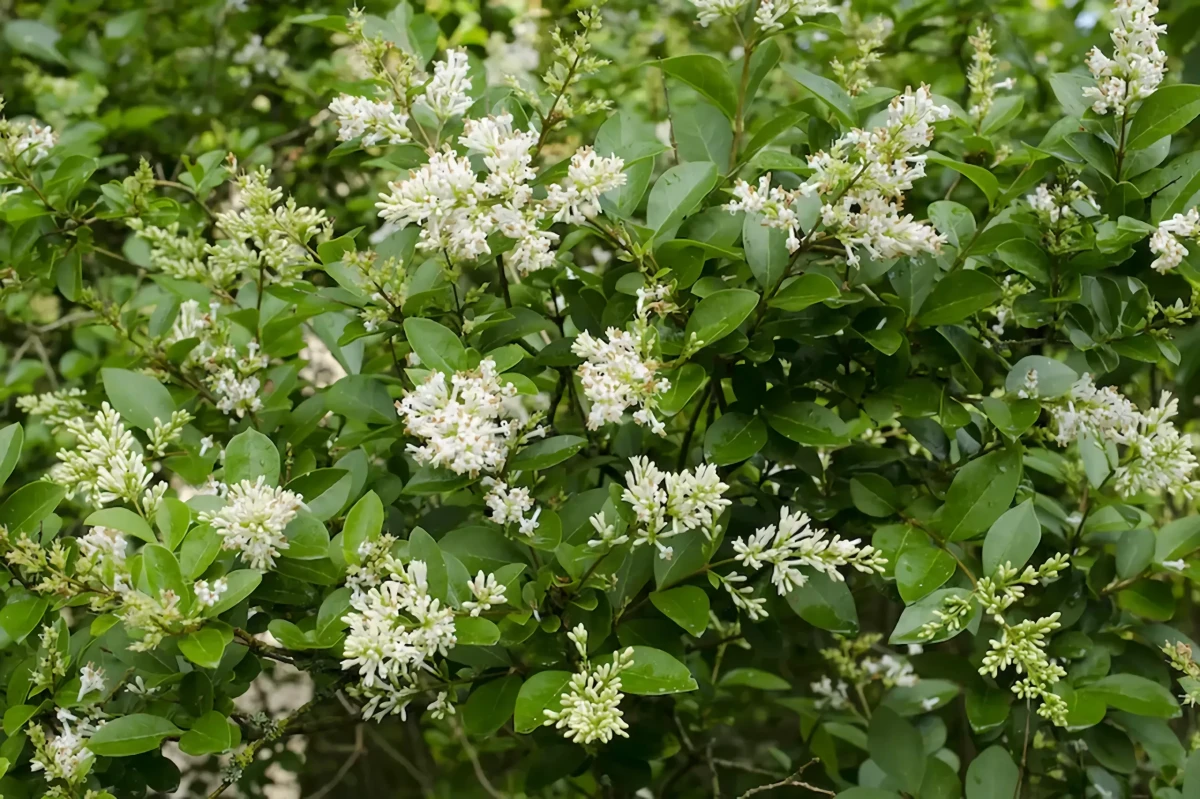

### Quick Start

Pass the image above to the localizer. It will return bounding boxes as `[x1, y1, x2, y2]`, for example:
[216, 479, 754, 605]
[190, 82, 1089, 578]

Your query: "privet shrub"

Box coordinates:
[5, 0, 1200, 796]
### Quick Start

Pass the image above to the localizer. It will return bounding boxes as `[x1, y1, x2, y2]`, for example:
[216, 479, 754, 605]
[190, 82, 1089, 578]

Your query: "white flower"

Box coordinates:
[754, 0, 831, 32]
[544, 625, 634, 745]
[1163, 559, 1188, 571]
[545, 147, 627, 224]
[811, 676, 850, 709]
[966, 25, 1013, 125]
[621, 457, 731, 559]
[29, 709, 95, 785]
[737, 86, 950, 267]
[49, 403, 152, 509]
[573, 327, 670, 434]
[462, 571, 507, 616]
[459, 112, 538, 198]
[396, 358, 526, 476]
[417, 49, 473, 121]
[689, 0, 748, 27]
[733, 507, 886, 596]
[1149, 208, 1200, 273]
[77, 664, 105, 701]
[1113, 392, 1200, 498]
[485, 17, 540, 86]
[1082, 0, 1167, 116]
[725, 175, 804, 252]
[328, 94, 411, 146]
[194, 577, 229, 608]
[587, 510, 630, 549]
[428, 690, 455, 720]
[1049, 373, 1141, 446]
[202, 476, 304, 570]
[377, 148, 492, 261]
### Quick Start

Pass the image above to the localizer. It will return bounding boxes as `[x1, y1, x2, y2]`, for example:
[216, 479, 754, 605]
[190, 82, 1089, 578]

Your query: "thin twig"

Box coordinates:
[452, 717, 507, 799]
[309, 725, 366, 799]
[736, 760, 834, 798]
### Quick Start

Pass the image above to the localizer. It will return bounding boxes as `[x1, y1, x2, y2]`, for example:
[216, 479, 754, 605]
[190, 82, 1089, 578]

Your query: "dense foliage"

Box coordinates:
[7, 0, 1200, 796]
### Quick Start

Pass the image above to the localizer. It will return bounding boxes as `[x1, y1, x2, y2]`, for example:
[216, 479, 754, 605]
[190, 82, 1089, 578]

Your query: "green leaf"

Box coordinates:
[0, 482, 65, 535]
[929, 201, 976, 249]
[917, 271, 1002, 326]
[650, 586, 710, 636]
[325, 374, 397, 425]
[657, 363, 708, 416]
[203, 570, 262, 617]
[785, 569, 858, 633]
[1127, 84, 1200, 151]
[88, 714, 181, 757]
[403, 317, 467, 374]
[1081, 674, 1180, 718]
[743, 213, 789, 289]
[1005, 356, 1078, 398]
[941, 447, 1023, 541]
[850, 474, 899, 517]
[684, 289, 759, 349]
[224, 429, 280, 485]
[895, 547, 956, 603]
[647, 162, 720, 240]
[965, 746, 1018, 799]
[765, 401, 849, 446]
[981, 94, 1025, 135]
[981, 397, 1041, 440]
[155, 498, 191, 551]
[1156, 516, 1200, 562]
[285, 468, 352, 521]
[656, 55, 739, 119]
[890, 588, 976, 644]
[718, 668, 790, 691]
[612, 646, 698, 695]
[926, 154, 1000, 205]
[509, 436, 587, 471]
[4, 19, 65, 64]
[409, 528, 448, 602]
[1050, 72, 1093, 117]
[995, 239, 1051, 283]
[674, 102, 733, 171]
[0, 598, 48, 649]
[86, 507, 156, 545]
[782, 64, 857, 128]
[514, 670, 574, 733]
[143, 544, 187, 604]
[455, 616, 501, 645]
[342, 491, 384, 566]
[0, 423, 22, 489]
[868, 708, 925, 794]
[463, 674, 522, 737]
[1116, 527, 1155, 580]
[403, 464, 473, 495]
[768, 273, 840, 311]
[982, 499, 1041, 574]
[101, 367, 177, 430]
[704, 412, 767, 465]
[178, 624, 234, 670]
[178, 711, 240, 756]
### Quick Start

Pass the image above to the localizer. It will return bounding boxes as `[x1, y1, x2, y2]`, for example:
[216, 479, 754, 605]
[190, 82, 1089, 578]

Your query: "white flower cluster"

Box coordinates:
[966, 25, 1016, 125]
[194, 577, 229, 608]
[979, 613, 1068, 726]
[573, 321, 671, 434]
[811, 675, 851, 709]
[416, 49, 474, 122]
[754, 0, 831, 32]
[1149, 208, 1200, 273]
[48, 403, 169, 514]
[328, 94, 411, 146]
[1047, 378, 1200, 497]
[16, 387, 87, 431]
[29, 708, 98, 787]
[732, 506, 887, 597]
[862, 653, 919, 687]
[830, 8, 893, 97]
[724, 175, 805, 252]
[201, 476, 305, 570]
[1114, 392, 1200, 499]
[76, 525, 131, 593]
[377, 114, 624, 275]
[733, 87, 949, 266]
[483, 479, 541, 537]
[231, 34, 288, 87]
[1083, 0, 1167, 116]
[620, 456, 731, 560]
[1026, 181, 1098, 226]
[1048, 373, 1141, 447]
[397, 358, 541, 476]
[163, 301, 270, 419]
[77, 663, 106, 702]
[0, 95, 57, 177]
[342, 560, 459, 721]
[543, 625, 634, 745]
[462, 571, 507, 616]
